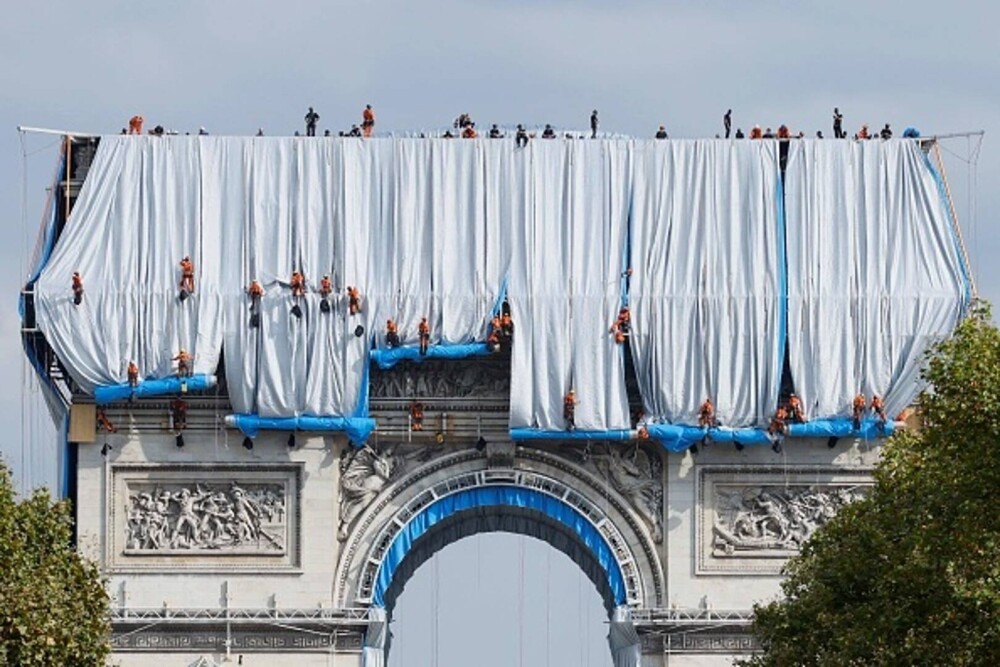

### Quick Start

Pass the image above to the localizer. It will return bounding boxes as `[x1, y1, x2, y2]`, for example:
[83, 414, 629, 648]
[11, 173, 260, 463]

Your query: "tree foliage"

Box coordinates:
[0, 461, 109, 666]
[742, 303, 1000, 666]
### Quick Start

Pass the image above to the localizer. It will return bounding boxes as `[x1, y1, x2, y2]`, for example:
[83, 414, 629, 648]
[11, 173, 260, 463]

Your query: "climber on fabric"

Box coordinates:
[72, 271, 84, 305]
[347, 286, 362, 315]
[179, 256, 195, 300]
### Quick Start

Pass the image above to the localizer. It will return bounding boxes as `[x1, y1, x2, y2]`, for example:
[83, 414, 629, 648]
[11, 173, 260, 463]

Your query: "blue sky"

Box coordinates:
[2, 2, 997, 664]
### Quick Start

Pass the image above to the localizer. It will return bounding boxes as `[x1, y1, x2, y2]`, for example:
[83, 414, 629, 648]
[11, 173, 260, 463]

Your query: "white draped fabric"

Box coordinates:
[507, 141, 632, 431]
[35, 137, 224, 392]
[784, 140, 969, 420]
[33, 136, 968, 429]
[628, 141, 783, 427]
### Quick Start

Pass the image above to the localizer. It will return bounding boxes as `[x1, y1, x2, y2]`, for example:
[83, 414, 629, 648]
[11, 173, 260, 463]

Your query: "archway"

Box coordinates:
[387, 532, 613, 666]
[337, 447, 656, 667]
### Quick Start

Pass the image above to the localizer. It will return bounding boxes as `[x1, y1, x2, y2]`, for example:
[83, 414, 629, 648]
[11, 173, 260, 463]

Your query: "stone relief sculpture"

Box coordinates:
[369, 359, 510, 400]
[712, 485, 867, 556]
[555, 442, 664, 543]
[125, 482, 286, 553]
[337, 440, 477, 540]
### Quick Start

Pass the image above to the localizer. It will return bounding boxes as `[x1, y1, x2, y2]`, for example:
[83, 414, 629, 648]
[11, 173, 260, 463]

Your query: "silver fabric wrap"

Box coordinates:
[784, 140, 968, 420]
[629, 141, 783, 427]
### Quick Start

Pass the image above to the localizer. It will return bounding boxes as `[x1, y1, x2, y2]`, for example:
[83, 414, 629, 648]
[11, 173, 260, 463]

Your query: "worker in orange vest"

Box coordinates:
[179, 256, 195, 297]
[347, 286, 362, 315]
[72, 271, 84, 305]
[698, 398, 717, 429]
[127, 361, 139, 388]
[171, 398, 188, 430]
[173, 349, 192, 377]
[462, 123, 478, 139]
[871, 394, 887, 430]
[852, 393, 867, 430]
[362, 105, 375, 138]
[128, 115, 144, 135]
[564, 390, 578, 431]
[386, 319, 400, 348]
[316, 274, 331, 313]
[410, 401, 424, 431]
[290, 271, 306, 298]
[768, 406, 788, 437]
[418, 317, 431, 355]
[787, 394, 806, 423]
[611, 307, 630, 343]
[97, 408, 117, 433]
[247, 280, 264, 328]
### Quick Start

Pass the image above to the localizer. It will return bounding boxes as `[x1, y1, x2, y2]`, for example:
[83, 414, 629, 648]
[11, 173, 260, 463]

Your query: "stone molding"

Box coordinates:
[335, 442, 665, 608]
[696, 465, 873, 575]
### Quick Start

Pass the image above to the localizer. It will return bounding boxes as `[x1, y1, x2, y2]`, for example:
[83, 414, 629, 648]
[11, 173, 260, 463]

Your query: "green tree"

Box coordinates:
[0, 461, 110, 666]
[742, 303, 1000, 666]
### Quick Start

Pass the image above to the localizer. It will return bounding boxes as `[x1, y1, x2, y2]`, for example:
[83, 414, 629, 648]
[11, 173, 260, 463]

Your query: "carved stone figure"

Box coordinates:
[338, 445, 399, 540]
[712, 485, 867, 556]
[555, 442, 664, 543]
[369, 358, 510, 400]
[124, 482, 287, 553]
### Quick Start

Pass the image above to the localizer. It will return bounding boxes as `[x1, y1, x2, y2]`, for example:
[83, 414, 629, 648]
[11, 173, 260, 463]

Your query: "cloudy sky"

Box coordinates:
[1, 1, 997, 664]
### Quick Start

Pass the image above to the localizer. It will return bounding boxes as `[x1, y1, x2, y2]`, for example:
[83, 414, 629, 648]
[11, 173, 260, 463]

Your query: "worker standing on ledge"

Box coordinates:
[127, 361, 139, 388]
[72, 271, 84, 305]
[418, 317, 431, 356]
[386, 319, 400, 348]
[871, 394, 887, 431]
[173, 349, 192, 377]
[698, 398, 717, 429]
[564, 390, 577, 431]
[590, 110, 599, 138]
[128, 115, 144, 135]
[304, 107, 320, 137]
[852, 393, 867, 430]
[723, 109, 732, 138]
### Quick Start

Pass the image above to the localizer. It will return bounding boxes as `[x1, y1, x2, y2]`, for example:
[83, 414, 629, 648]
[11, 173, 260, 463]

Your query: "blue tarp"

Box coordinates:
[94, 374, 217, 404]
[787, 418, 894, 439]
[510, 428, 635, 442]
[370, 342, 493, 370]
[371, 485, 627, 608]
[225, 413, 377, 444]
[647, 418, 893, 452]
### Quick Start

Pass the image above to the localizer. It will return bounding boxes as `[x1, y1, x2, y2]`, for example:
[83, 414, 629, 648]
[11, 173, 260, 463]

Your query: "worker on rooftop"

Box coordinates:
[362, 105, 375, 138]
[590, 110, 599, 138]
[880, 123, 893, 139]
[305, 107, 320, 137]
[723, 109, 732, 139]
[462, 123, 478, 139]
[128, 115, 144, 135]
[833, 108, 844, 139]
[515, 125, 528, 148]
[542, 124, 556, 139]
[488, 124, 503, 139]
[655, 125, 668, 140]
